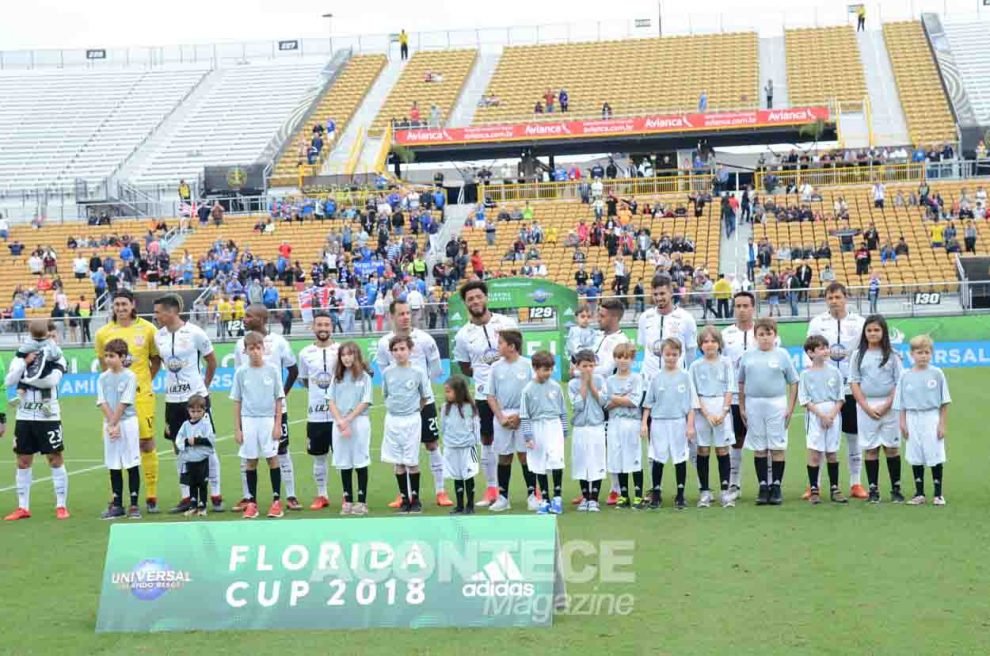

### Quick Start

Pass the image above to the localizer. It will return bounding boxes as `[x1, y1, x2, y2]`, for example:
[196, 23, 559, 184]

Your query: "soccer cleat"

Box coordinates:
[127, 505, 142, 520]
[232, 498, 251, 512]
[726, 485, 741, 502]
[533, 488, 543, 501]
[526, 494, 541, 511]
[809, 490, 821, 505]
[285, 497, 303, 511]
[267, 500, 284, 518]
[549, 497, 564, 514]
[674, 496, 687, 511]
[408, 499, 423, 514]
[242, 502, 259, 519]
[933, 496, 946, 506]
[907, 495, 926, 506]
[396, 499, 411, 514]
[720, 491, 735, 508]
[145, 498, 159, 514]
[55, 506, 70, 520]
[756, 484, 771, 506]
[340, 502, 353, 516]
[801, 486, 813, 501]
[388, 494, 405, 509]
[101, 504, 125, 520]
[4, 507, 31, 521]
[211, 496, 225, 512]
[476, 486, 499, 507]
[606, 490, 620, 506]
[648, 491, 662, 510]
[197, 508, 208, 517]
[849, 484, 869, 500]
[436, 491, 454, 507]
[768, 485, 783, 506]
[576, 499, 589, 512]
[183, 507, 198, 517]
[309, 495, 330, 511]
[463, 506, 475, 515]
[830, 489, 849, 504]
[587, 500, 601, 512]
[697, 490, 712, 508]
[449, 507, 465, 515]
[351, 502, 368, 516]
[890, 489, 906, 504]
[868, 488, 881, 504]
[489, 496, 511, 512]
[571, 494, 585, 505]
[170, 498, 193, 514]
[633, 497, 649, 510]
[536, 500, 551, 515]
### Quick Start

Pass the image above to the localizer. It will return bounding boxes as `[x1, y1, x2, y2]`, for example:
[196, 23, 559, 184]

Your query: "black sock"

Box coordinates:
[913, 465, 925, 496]
[716, 453, 730, 491]
[771, 459, 785, 487]
[246, 469, 258, 500]
[537, 474, 549, 498]
[497, 463, 511, 497]
[198, 483, 208, 508]
[109, 469, 123, 507]
[632, 470, 644, 497]
[696, 454, 710, 491]
[521, 461, 536, 496]
[755, 456, 769, 486]
[552, 469, 563, 498]
[454, 479, 465, 509]
[188, 479, 198, 507]
[341, 468, 353, 502]
[617, 473, 629, 497]
[807, 465, 820, 490]
[865, 458, 880, 489]
[356, 467, 368, 503]
[652, 461, 664, 491]
[887, 456, 901, 491]
[932, 464, 943, 497]
[269, 466, 281, 500]
[827, 461, 839, 490]
[396, 473, 408, 501]
[127, 466, 140, 506]
[409, 472, 421, 500]
[465, 478, 476, 508]
[675, 462, 686, 499]
[589, 480, 600, 502]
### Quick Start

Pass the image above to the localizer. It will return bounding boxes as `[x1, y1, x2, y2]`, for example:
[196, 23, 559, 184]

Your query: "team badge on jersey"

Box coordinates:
[651, 339, 665, 357]
[927, 379, 937, 389]
[314, 371, 333, 390]
[482, 347, 500, 364]
[406, 379, 417, 389]
[829, 343, 850, 362]
[166, 357, 184, 373]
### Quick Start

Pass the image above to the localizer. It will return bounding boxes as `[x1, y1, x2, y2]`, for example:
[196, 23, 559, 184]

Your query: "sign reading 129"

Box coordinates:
[529, 307, 556, 320]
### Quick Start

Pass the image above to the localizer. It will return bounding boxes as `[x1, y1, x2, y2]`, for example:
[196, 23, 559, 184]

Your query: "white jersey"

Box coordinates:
[376, 329, 442, 404]
[722, 323, 781, 404]
[6, 355, 66, 422]
[453, 313, 519, 396]
[806, 310, 866, 393]
[155, 323, 214, 403]
[591, 329, 632, 377]
[234, 332, 297, 386]
[297, 343, 341, 423]
[637, 306, 698, 380]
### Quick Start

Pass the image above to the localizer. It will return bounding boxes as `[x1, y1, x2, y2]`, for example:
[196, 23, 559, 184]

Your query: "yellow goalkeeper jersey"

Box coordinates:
[94, 317, 160, 397]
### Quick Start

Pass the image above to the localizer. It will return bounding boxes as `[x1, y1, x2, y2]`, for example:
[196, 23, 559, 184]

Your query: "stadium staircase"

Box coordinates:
[757, 36, 790, 109]
[447, 50, 504, 127]
[855, 29, 910, 146]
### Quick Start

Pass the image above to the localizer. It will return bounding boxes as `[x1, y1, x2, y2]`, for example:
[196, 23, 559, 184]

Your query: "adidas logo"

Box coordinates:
[461, 551, 535, 598]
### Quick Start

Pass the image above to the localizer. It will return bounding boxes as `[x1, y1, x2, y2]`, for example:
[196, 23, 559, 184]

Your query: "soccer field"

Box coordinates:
[1, 369, 988, 655]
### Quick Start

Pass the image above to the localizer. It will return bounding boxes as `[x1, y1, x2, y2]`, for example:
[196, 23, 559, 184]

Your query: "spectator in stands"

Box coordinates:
[410, 101, 421, 125]
[764, 270, 782, 317]
[964, 219, 978, 254]
[533, 100, 544, 114]
[470, 249, 484, 279]
[9, 240, 24, 256]
[543, 89, 555, 113]
[42, 247, 57, 275]
[559, 88, 569, 113]
[946, 236, 962, 254]
[698, 89, 708, 113]
[864, 222, 880, 250]
[856, 4, 866, 30]
[27, 253, 43, 276]
[601, 102, 612, 120]
[930, 222, 945, 248]
[0, 215, 8, 241]
[872, 181, 886, 209]
[211, 201, 224, 226]
[429, 104, 441, 127]
[764, 79, 773, 109]
[178, 179, 191, 203]
[855, 241, 871, 276]
[399, 29, 409, 60]
[479, 92, 500, 108]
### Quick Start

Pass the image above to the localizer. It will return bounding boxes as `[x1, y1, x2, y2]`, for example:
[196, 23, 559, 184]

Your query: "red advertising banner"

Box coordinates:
[394, 106, 830, 147]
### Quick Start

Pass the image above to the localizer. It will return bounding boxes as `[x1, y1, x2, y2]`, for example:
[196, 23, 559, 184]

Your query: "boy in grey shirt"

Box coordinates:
[800, 335, 847, 505]
[521, 351, 568, 515]
[382, 335, 432, 514]
[486, 329, 535, 511]
[176, 395, 215, 517]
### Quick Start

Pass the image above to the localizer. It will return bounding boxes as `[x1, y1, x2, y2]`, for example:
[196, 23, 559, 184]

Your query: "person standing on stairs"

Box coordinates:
[399, 29, 409, 61]
[764, 79, 773, 109]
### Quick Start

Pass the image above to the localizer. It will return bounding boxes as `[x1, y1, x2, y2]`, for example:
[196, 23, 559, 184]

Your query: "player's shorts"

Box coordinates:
[493, 409, 526, 455]
[730, 404, 747, 447]
[104, 416, 141, 469]
[13, 420, 64, 455]
[904, 409, 946, 467]
[332, 416, 371, 469]
[742, 396, 788, 452]
[381, 413, 421, 466]
[181, 458, 209, 488]
[476, 400, 496, 441]
[278, 412, 290, 455]
[421, 402, 440, 444]
[444, 444, 479, 480]
[571, 425, 606, 481]
[606, 416, 642, 473]
[164, 397, 214, 442]
[135, 394, 156, 440]
[527, 418, 565, 475]
[840, 394, 858, 435]
[307, 422, 334, 456]
[695, 397, 734, 448]
[856, 398, 900, 450]
[805, 401, 842, 453]
[648, 417, 689, 465]
[238, 416, 278, 460]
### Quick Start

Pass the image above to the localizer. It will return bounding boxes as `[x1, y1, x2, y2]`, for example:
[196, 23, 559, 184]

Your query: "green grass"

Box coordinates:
[2, 370, 990, 655]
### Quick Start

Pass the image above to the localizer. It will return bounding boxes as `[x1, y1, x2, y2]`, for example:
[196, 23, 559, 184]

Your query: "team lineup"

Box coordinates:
[3, 276, 952, 521]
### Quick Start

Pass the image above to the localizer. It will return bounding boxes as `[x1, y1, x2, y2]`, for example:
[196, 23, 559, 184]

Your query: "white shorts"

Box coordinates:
[805, 401, 841, 453]
[527, 418, 565, 474]
[104, 416, 141, 470]
[695, 397, 733, 448]
[238, 416, 278, 460]
[904, 409, 946, 466]
[332, 416, 371, 469]
[381, 413, 421, 466]
[444, 445, 479, 480]
[857, 398, 900, 450]
[648, 417, 689, 465]
[493, 409, 526, 456]
[607, 417, 643, 473]
[743, 396, 788, 452]
[571, 425, 606, 481]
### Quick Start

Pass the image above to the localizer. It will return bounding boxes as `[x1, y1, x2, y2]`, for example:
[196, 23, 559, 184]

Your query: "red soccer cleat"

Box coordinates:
[232, 498, 252, 512]
[4, 507, 31, 521]
[436, 491, 454, 507]
[285, 497, 303, 511]
[571, 494, 585, 505]
[242, 502, 259, 519]
[55, 506, 70, 520]
[476, 486, 499, 507]
[850, 484, 869, 500]
[801, 487, 813, 501]
[309, 496, 330, 510]
[606, 491, 620, 506]
[267, 500, 284, 518]
[387, 494, 404, 509]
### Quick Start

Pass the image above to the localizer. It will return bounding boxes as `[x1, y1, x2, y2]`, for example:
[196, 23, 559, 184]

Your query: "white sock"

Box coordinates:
[51, 465, 68, 508]
[16, 468, 32, 510]
[279, 452, 296, 499]
[208, 451, 222, 497]
[429, 448, 445, 493]
[610, 473, 620, 494]
[482, 443, 497, 488]
[313, 454, 329, 498]
[688, 440, 698, 472]
[240, 458, 250, 499]
[729, 448, 742, 489]
[846, 432, 862, 485]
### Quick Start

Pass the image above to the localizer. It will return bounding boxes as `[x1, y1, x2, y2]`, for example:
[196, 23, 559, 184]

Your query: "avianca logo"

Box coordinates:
[462, 551, 536, 598]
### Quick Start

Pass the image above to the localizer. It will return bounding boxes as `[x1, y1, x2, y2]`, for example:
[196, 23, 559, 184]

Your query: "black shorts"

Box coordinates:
[307, 422, 333, 456]
[421, 403, 440, 443]
[841, 394, 858, 435]
[181, 458, 209, 487]
[13, 421, 64, 455]
[476, 400, 495, 440]
[164, 397, 214, 441]
[731, 405, 747, 447]
[278, 412, 290, 455]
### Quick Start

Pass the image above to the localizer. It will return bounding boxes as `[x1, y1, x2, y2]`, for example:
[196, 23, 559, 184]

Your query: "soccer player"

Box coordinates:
[328, 342, 373, 516]
[521, 351, 567, 515]
[94, 289, 161, 513]
[806, 282, 867, 499]
[569, 350, 608, 511]
[96, 338, 141, 520]
[175, 395, 214, 517]
[689, 326, 735, 508]
[800, 335, 847, 505]
[153, 294, 219, 514]
[4, 319, 69, 520]
[232, 305, 300, 511]
[738, 318, 799, 506]
[850, 315, 904, 503]
[638, 272, 698, 377]
[297, 311, 340, 510]
[486, 329, 536, 512]
[376, 299, 451, 508]
[605, 343, 645, 508]
[382, 335, 433, 514]
[441, 375, 481, 514]
[453, 280, 519, 506]
[641, 338, 696, 510]
[895, 335, 950, 506]
[231, 331, 285, 519]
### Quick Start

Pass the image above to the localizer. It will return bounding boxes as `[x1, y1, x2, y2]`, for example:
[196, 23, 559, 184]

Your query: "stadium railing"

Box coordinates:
[480, 173, 715, 203]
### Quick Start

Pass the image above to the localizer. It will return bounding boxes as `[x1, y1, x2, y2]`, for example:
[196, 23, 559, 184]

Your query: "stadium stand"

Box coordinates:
[784, 26, 867, 106]
[882, 21, 957, 147]
[941, 19, 990, 123]
[472, 33, 759, 125]
[370, 49, 478, 134]
[270, 54, 387, 186]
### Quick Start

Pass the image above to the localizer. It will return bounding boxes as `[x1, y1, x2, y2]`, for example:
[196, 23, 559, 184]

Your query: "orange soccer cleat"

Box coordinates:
[571, 494, 585, 505]
[4, 507, 31, 521]
[606, 491, 620, 506]
[242, 502, 259, 519]
[55, 506, 70, 520]
[267, 500, 284, 518]
[849, 484, 869, 500]
[387, 494, 404, 509]
[232, 498, 252, 512]
[476, 486, 499, 507]
[436, 491, 454, 507]
[801, 487, 813, 500]
[309, 496, 330, 510]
